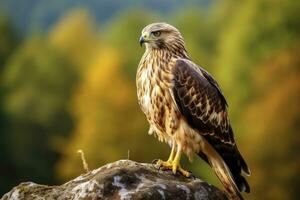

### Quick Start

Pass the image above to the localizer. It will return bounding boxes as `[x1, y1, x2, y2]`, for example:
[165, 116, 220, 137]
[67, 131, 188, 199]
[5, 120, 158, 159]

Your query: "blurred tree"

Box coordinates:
[0, 16, 19, 195]
[1, 36, 77, 192]
[172, 8, 219, 68]
[215, 0, 300, 120]
[243, 47, 300, 200]
[212, 2, 300, 198]
[49, 9, 99, 72]
[0, 16, 19, 71]
[56, 48, 169, 180]
[105, 9, 158, 79]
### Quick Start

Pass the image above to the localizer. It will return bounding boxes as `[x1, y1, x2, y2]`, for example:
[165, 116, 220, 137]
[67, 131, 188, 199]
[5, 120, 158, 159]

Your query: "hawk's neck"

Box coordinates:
[144, 48, 189, 63]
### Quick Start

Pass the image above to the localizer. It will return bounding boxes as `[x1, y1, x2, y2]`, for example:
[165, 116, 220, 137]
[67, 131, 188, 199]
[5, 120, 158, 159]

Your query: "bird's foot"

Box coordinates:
[155, 159, 191, 178]
[155, 159, 173, 169]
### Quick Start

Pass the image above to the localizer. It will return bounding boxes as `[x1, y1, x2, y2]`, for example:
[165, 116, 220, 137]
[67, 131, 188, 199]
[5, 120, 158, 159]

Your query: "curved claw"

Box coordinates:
[155, 159, 172, 169]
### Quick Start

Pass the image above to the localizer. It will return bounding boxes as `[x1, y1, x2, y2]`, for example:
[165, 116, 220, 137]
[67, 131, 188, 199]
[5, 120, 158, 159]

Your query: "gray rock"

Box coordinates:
[1, 160, 228, 200]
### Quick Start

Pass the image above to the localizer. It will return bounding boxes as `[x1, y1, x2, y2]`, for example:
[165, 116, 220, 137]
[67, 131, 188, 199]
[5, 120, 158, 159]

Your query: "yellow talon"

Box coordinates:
[156, 159, 173, 169]
[156, 144, 191, 177]
[155, 142, 176, 169]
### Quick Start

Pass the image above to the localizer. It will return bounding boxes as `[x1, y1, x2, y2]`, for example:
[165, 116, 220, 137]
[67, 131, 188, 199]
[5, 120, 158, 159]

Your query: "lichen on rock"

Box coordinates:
[1, 160, 228, 200]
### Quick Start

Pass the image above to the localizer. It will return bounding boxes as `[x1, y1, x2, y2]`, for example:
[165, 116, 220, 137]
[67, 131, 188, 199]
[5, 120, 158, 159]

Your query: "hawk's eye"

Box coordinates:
[152, 31, 161, 37]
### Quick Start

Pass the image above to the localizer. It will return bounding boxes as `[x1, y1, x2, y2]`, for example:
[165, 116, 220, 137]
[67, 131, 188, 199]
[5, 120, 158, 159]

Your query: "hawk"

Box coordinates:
[136, 23, 250, 200]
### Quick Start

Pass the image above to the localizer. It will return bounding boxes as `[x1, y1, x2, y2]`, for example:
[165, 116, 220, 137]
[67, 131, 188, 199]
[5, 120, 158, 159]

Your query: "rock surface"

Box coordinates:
[1, 160, 228, 200]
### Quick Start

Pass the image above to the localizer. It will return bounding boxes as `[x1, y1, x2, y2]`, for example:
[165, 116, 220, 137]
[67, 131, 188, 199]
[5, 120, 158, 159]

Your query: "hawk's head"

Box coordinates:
[139, 22, 186, 51]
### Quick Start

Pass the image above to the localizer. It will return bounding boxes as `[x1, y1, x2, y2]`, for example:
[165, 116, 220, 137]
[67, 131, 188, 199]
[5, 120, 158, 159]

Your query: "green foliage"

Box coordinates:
[0, 16, 18, 70]
[243, 47, 300, 199]
[49, 9, 99, 71]
[105, 9, 159, 79]
[0, 15, 19, 194]
[172, 8, 219, 68]
[3, 37, 77, 125]
[213, 2, 300, 198]
[216, 0, 300, 117]
[1, 36, 77, 192]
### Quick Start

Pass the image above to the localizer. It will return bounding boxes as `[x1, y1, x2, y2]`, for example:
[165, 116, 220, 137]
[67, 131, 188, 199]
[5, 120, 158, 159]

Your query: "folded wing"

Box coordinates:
[171, 58, 250, 193]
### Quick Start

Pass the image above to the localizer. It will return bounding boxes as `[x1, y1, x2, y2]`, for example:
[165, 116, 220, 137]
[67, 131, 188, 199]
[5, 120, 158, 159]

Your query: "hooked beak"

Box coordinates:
[139, 36, 145, 46]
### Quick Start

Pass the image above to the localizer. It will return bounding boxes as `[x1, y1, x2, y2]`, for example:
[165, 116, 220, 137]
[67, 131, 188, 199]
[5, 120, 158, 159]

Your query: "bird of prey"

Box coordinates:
[136, 22, 250, 200]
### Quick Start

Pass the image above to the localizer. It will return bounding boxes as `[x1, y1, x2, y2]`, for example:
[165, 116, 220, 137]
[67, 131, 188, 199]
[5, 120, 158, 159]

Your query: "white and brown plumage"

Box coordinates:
[136, 22, 250, 200]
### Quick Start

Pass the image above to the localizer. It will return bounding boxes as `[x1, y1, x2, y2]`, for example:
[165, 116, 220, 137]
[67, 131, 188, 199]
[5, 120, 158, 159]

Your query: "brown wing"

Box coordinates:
[171, 59, 232, 143]
[171, 58, 250, 192]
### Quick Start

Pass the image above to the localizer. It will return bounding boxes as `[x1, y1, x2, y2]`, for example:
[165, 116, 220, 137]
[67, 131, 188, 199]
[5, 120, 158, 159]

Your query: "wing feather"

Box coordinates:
[171, 58, 250, 193]
[171, 58, 232, 144]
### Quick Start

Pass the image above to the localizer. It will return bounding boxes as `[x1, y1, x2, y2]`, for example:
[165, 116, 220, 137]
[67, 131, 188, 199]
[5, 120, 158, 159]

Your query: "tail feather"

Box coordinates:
[229, 153, 250, 193]
[200, 141, 246, 200]
[239, 154, 251, 176]
[234, 173, 250, 193]
[209, 155, 244, 200]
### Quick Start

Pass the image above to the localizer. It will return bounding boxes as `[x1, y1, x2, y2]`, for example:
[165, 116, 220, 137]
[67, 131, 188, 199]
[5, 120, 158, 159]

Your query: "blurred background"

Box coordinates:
[0, 0, 299, 199]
